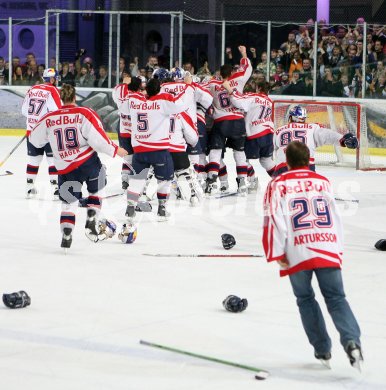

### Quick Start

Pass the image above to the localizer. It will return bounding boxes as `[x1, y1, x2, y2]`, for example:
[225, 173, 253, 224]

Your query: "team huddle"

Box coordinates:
[23, 46, 359, 249]
[22, 46, 364, 371]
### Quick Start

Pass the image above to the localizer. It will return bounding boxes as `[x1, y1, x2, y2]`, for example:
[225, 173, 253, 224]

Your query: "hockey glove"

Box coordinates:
[375, 239, 386, 251]
[3, 291, 31, 309]
[223, 295, 248, 313]
[221, 233, 236, 250]
[340, 133, 358, 149]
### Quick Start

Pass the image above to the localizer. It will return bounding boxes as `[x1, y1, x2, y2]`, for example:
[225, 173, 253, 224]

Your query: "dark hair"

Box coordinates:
[286, 141, 310, 169]
[257, 81, 269, 94]
[220, 64, 232, 79]
[244, 80, 256, 93]
[60, 84, 76, 103]
[146, 78, 161, 97]
[128, 77, 141, 92]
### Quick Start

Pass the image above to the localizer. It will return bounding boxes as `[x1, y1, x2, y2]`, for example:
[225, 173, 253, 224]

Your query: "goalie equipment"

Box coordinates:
[3, 290, 31, 309]
[118, 223, 137, 244]
[98, 218, 117, 239]
[289, 105, 307, 123]
[170, 67, 185, 80]
[221, 233, 236, 250]
[222, 295, 248, 313]
[152, 68, 170, 81]
[375, 239, 386, 251]
[340, 133, 359, 149]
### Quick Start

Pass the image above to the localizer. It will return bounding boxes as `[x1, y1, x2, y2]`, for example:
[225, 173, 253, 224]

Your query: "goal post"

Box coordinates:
[271, 98, 385, 171]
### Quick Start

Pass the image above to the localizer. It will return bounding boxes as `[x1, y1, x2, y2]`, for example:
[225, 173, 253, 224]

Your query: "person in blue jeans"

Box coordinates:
[262, 141, 363, 370]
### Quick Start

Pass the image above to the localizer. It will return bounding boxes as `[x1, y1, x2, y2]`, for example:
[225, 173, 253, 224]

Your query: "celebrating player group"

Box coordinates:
[20, 44, 366, 371]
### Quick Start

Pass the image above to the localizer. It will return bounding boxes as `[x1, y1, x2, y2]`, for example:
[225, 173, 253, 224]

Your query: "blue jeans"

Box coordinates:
[289, 267, 361, 355]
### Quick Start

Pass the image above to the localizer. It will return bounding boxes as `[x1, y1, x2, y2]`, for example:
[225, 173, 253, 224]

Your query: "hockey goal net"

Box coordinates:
[272, 99, 383, 171]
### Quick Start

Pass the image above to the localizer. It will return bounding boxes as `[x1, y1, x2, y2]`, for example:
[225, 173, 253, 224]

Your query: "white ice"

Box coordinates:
[0, 135, 386, 389]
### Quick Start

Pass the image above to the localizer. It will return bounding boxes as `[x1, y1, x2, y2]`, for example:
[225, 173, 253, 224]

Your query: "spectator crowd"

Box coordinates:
[0, 18, 385, 99]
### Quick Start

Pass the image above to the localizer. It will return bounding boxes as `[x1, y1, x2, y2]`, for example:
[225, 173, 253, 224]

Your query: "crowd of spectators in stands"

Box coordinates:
[0, 18, 384, 98]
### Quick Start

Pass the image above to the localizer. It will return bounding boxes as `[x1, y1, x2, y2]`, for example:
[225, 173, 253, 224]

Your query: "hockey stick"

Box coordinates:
[143, 253, 264, 258]
[0, 135, 27, 168]
[104, 192, 124, 199]
[139, 340, 269, 379]
[214, 191, 238, 199]
[335, 197, 359, 203]
[0, 170, 13, 177]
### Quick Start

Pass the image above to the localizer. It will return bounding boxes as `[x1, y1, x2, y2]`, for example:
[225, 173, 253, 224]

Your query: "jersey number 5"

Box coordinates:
[137, 113, 149, 132]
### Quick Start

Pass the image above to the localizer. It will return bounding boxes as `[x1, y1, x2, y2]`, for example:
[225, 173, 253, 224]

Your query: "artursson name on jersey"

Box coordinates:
[276, 179, 331, 197]
[294, 232, 338, 246]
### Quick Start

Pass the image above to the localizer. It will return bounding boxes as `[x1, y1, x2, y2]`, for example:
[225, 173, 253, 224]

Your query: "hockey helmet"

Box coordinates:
[152, 68, 170, 81]
[43, 68, 59, 82]
[289, 105, 307, 123]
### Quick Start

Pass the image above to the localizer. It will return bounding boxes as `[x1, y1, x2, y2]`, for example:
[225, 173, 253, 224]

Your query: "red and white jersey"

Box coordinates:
[205, 57, 252, 122]
[263, 168, 344, 277]
[112, 83, 132, 138]
[193, 82, 213, 124]
[122, 86, 192, 153]
[229, 91, 274, 139]
[29, 105, 118, 174]
[169, 112, 199, 152]
[274, 122, 342, 172]
[21, 83, 62, 134]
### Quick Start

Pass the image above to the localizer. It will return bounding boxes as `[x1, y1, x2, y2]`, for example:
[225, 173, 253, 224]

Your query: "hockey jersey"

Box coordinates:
[193, 82, 213, 125]
[205, 57, 252, 122]
[263, 168, 344, 277]
[112, 83, 132, 138]
[274, 123, 342, 172]
[122, 86, 193, 153]
[229, 91, 274, 139]
[21, 83, 62, 135]
[29, 105, 118, 174]
[169, 111, 199, 152]
[160, 82, 198, 152]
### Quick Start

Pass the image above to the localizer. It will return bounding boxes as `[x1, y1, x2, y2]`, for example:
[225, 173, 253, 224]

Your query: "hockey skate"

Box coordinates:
[236, 177, 247, 196]
[61, 227, 73, 253]
[247, 177, 259, 193]
[121, 174, 129, 190]
[204, 176, 217, 196]
[51, 179, 60, 200]
[125, 201, 136, 223]
[189, 192, 199, 207]
[157, 200, 170, 221]
[345, 341, 363, 371]
[220, 182, 229, 194]
[85, 209, 99, 243]
[314, 352, 331, 369]
[26, 179, 37, 198]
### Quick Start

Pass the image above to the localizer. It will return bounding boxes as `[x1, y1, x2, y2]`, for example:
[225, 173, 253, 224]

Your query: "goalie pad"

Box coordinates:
[3, 291, 31, 309]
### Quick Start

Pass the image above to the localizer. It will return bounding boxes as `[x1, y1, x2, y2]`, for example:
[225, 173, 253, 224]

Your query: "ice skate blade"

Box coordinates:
[85, 230, 99, 243]
[318, 359, 331, 369]
[351, 349, 363, 372]
[157, 215, 170, 222]
[189, 197, 199, 207]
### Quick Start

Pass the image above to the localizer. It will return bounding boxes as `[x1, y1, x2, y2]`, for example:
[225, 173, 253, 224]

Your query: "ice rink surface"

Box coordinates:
[1, 136, 386, 389]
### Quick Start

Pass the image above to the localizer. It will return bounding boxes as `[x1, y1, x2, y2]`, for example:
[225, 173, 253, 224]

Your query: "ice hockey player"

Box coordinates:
[29, 84, 128, 250]
[273, 105, 358, 175]
[160, 68, 202, 206]
[222, 79, 276, 192]
[112, 74, 138, 190]
[21, 68, 62, 199]
[121, 73, 193, 223]
[204, 45, 252, 195]
[263, 141, 363, 371]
